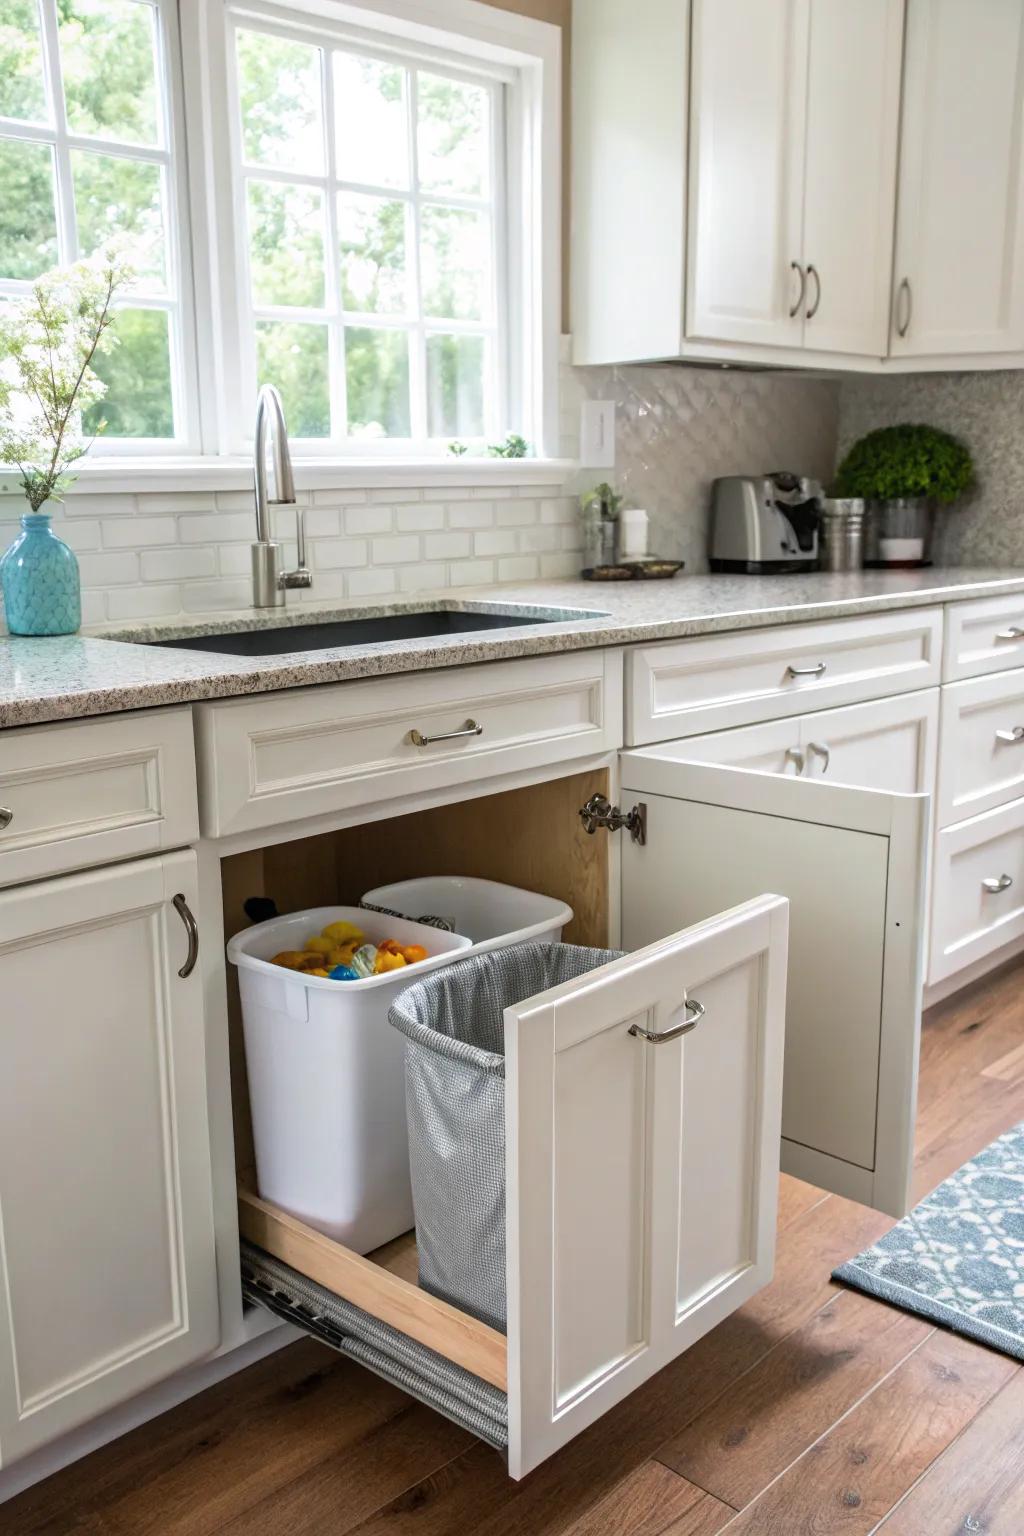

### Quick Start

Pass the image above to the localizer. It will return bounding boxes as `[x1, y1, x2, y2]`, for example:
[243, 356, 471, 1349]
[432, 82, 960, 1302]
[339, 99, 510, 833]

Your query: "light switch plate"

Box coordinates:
[580, 400, 616, 468]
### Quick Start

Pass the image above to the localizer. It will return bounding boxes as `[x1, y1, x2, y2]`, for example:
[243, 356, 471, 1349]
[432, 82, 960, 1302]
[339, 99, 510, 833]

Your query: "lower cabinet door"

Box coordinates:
[0, 852, 219, 1466]
[505, 894, 788, 1477]
[620, 751, 929, 1219]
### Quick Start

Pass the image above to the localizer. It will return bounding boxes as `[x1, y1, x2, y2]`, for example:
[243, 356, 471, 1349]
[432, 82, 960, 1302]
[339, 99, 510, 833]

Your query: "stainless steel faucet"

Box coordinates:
[251, 383, 312, 607]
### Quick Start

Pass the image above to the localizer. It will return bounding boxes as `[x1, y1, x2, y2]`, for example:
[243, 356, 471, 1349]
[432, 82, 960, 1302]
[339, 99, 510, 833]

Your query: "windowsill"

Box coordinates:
[0, 456, 576, 500]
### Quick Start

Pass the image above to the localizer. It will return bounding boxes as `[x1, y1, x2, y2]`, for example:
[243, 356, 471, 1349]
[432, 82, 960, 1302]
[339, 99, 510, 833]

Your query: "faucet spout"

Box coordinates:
[251, 384, 311, 607]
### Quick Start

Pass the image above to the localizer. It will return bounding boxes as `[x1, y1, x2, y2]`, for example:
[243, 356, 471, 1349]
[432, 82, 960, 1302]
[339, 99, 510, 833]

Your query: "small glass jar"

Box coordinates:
[581, 499, 618, 570]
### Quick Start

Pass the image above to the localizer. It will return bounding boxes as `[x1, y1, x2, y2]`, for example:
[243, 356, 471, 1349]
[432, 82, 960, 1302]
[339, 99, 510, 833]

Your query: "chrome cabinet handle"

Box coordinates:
[785, 746, 805, 775]
[982, 875, 1014, 894]
[408, 719, 483, 748]
[0, 807, 12, 830]
[996, 726, 1024, 744]
[172, 893, 199, 979]
[806, 263, 821, 320]
[786, 662, 826, 679]
[806, 740, 831, 774]
[995, 626, 1024, 641]
[630, 998, 705, 1044]
[788, 261, 806, 319]
[896, 277, 912, 338]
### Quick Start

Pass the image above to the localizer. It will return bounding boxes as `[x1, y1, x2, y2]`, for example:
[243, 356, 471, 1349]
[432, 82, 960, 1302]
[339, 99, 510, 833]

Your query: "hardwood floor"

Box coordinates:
[7, 957, 1024, 1536]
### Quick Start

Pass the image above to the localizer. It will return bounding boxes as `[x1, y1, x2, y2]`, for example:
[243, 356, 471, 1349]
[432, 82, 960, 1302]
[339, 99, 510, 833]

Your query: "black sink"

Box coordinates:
[146, 607, 577, 658]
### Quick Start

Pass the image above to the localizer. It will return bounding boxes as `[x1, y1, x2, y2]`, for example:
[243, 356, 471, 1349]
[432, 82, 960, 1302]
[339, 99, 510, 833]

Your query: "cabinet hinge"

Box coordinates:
[578, 794, 647, 846]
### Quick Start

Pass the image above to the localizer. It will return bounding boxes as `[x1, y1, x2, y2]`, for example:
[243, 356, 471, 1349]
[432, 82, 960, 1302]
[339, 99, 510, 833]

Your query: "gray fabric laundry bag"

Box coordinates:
[388, 942, 622, 1333]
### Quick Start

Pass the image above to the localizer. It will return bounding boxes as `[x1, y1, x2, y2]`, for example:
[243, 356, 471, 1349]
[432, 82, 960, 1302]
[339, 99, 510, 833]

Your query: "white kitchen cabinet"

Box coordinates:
[686, 0, 808, 349]
[890, 0, 1024, 357]
[931, 796, 1024, 982]
[0, 852, 219, 1466]
[677, 690, 938, 794]
[688, 0, 902, 356]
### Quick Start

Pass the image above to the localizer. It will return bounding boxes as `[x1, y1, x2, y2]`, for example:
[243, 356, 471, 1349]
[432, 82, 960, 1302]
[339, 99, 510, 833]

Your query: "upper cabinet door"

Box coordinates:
[686, 0, 809, 347]
[0, 853, 218, 1466]
[801, 0, 904, 356]
[891, 0, 1024, 356]
[504, 896, 788, 1479]
[619, 752, 929, 1220]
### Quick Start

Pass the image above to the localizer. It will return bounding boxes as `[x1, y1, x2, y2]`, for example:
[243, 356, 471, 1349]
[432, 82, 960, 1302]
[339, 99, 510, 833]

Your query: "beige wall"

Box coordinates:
[480, 0, 571, 328]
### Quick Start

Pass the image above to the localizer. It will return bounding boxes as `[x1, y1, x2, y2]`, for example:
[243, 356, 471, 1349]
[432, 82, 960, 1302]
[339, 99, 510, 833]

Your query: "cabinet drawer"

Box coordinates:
[196, 652, 623, 838]
[677, 689, 938, 795]
[943, 592, 1024, 681]
[930, 796, 1024, 983]
[626, 609, 942, 744]
[0, 708, 198, 888]
[937, 668, 1024, 825]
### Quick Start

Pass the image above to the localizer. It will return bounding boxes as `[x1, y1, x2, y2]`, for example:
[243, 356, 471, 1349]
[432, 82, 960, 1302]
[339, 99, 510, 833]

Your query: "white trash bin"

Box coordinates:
[360, 876, 573, 955]
[227, 905, 471, 1253]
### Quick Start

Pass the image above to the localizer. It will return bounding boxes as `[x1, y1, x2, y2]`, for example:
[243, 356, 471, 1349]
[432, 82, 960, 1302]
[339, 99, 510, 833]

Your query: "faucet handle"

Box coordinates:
[280, 505, 312, 590]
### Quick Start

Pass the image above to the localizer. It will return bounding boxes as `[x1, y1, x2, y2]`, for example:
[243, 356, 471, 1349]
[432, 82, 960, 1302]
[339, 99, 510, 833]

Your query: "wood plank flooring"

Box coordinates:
[6, 956, 1024, 1536]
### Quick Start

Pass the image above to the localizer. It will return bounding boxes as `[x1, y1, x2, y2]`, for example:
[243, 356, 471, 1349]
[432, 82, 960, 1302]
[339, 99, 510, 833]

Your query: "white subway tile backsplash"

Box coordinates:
[107, 584, 184, 620]
[541, 498, 576, 525]
[399, 562, 448, 592]
[141, 546, 217, 581]
[494, 500, 537, 526]
[180, 512, 255, 544]
[448, 501, 494, 528]
[424, 531, 471, 560]
[181, 578, 253, 613]
[78, 551, 140, 586]
[540, 552, 581, 579]
[473, 529, 517, 556]
[371, 535, 420, 564]
[346, 505, 394, 535]
[61, 520, 102, 552]
[397, 505, 445, 532]
[80, 591, 108, 624]
[347, 568, 398, 597]
[102, 515, 178, 548]
[497, 555, 540, 582]
[448, 558, 494, 586]
[312, 538, 368, 569]
[519, 525, 559, 554]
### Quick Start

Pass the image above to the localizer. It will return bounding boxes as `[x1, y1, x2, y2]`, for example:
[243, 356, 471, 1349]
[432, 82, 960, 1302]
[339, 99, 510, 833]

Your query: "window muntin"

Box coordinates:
[0, 0, 193, 446]
[229, 14, 506, 450]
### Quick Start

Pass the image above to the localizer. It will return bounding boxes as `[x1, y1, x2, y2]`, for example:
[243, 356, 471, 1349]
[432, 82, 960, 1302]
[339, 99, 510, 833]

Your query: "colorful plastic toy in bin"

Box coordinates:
[226, 906, 472, 1253]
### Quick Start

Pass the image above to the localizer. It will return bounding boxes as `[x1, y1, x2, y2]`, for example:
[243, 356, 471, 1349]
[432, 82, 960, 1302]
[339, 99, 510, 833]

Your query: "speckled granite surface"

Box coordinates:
[3, 569, 1024, 729]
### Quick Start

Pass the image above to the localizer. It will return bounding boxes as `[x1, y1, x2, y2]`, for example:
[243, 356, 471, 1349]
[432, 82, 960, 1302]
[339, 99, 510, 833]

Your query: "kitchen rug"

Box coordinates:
[833, 1120, 1024, 1359]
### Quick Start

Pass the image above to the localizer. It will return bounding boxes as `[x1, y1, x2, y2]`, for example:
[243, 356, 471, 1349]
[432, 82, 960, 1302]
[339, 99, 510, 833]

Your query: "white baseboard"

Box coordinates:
[923, 936, 1024, 1010]
[0, 1319, 299, 1505]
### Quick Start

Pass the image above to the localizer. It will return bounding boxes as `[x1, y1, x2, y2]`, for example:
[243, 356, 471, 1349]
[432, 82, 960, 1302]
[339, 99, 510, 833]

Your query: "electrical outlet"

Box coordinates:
[579, 400, 616, 468]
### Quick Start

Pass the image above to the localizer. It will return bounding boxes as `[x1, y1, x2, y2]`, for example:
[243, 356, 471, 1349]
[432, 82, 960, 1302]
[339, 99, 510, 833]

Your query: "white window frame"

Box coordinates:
[0, 0, 202, 456]
[180, 0, 561, 468]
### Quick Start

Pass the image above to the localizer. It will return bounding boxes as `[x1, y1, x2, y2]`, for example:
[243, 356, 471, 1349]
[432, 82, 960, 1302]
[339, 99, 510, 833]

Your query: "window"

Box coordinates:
[222, 9, 512, 452]
[0, 0, 196, 448]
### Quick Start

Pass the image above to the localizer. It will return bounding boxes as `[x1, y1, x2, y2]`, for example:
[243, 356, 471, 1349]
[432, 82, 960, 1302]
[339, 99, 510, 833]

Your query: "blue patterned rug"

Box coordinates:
[833, 1121, 1024, 1359]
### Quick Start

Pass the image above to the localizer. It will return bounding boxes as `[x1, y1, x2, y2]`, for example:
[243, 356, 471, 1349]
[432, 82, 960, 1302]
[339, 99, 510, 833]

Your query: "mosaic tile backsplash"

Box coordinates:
[838, 370, 1024, 568]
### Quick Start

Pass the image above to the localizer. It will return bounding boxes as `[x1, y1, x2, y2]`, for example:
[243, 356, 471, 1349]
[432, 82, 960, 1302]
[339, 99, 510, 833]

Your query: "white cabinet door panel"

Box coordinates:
[620, 754, 928, 1218]
[0, 853, 218, 1466]
[891, 0, 1024, 356]
[931, 797, 1024, 982]
[801, 0, 903, 356]
[687, 0, 808, 347]
[506, 896, 788, 1478]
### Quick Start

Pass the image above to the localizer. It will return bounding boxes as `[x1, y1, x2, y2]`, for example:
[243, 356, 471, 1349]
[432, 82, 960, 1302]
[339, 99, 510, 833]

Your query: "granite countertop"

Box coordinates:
[3, 567, 1024, 729]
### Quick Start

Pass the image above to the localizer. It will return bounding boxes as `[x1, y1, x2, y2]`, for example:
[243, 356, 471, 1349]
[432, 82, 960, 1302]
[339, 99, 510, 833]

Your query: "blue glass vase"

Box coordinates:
[0, 511, 81, 636]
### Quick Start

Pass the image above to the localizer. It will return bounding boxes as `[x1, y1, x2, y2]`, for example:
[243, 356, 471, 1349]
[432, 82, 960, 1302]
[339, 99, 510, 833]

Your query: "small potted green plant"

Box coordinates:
[832, 423, 975, 568]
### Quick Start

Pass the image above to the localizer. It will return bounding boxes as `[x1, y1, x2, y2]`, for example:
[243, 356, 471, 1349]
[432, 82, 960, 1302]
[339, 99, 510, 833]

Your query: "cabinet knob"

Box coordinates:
[982, 874, 1014, 894]
[0, 807, 11, 830]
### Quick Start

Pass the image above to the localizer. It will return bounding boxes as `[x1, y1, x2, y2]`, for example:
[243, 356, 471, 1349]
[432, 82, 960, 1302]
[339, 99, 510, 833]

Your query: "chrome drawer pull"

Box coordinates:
[806, 740, 831, 774]
[172, 894, 199, 978]
[630, 998, 705, 1044]
[982, 875, 1014, 894]
[786, 662, 826, 679]
[0, 807, 12, 830]
[995, 726, 1024, 745]
[995, 626, 1024, 641]
[408, 719, 483, 748]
